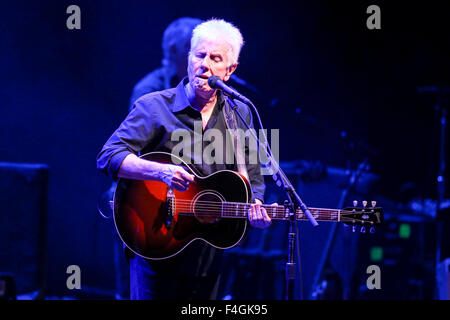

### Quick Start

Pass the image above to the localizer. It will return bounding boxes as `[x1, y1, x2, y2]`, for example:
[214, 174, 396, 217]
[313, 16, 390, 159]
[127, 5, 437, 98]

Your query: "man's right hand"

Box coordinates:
[118, 154, 195, 191]
[158, 164, 195, 191]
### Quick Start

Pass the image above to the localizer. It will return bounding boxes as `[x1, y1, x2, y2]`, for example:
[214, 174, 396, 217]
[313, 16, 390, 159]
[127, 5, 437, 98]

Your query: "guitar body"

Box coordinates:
[113, 151, 252, 260]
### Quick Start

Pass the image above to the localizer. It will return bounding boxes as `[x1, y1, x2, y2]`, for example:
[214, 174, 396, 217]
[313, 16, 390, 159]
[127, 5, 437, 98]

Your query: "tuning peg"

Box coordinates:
[360, 226, 366, 233]
[370, 226, 376, 234]
[371, 201, 377, 207]
[353, 200, 358, 207]
[362, 200, 367, 208]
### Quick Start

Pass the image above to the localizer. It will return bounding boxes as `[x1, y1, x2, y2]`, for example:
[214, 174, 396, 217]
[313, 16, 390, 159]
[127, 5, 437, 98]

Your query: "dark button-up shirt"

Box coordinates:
[96, 78, 265, 276]
[97, 77, 265, 201]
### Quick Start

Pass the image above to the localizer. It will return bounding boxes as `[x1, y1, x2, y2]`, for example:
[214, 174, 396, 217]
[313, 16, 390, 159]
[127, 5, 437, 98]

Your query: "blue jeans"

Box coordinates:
[129, 254, 220, 300]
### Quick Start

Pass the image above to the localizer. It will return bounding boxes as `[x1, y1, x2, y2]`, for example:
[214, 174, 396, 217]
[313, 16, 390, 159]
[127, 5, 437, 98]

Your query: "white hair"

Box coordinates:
[190, 18, 244, 67]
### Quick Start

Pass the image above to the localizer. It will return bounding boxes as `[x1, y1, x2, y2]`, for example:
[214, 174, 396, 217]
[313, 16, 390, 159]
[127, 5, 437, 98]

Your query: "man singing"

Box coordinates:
[97, 18, 271, 300]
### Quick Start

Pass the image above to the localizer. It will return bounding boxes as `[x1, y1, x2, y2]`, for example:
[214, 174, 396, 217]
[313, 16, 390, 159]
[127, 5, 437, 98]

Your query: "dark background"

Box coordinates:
[1, 0, 449, 298]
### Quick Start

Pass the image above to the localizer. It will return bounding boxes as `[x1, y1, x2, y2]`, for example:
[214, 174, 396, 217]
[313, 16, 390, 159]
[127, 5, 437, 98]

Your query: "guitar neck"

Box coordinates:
[221, 202, 342, 222]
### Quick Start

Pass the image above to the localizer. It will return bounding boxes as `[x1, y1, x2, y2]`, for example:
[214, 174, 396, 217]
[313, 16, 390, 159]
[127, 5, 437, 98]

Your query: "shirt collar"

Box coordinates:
[172, 77, 226, 112]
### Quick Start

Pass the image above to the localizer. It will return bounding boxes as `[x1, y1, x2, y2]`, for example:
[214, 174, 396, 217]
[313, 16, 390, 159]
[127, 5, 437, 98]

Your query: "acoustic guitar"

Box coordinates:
[113, 152, 383, 260]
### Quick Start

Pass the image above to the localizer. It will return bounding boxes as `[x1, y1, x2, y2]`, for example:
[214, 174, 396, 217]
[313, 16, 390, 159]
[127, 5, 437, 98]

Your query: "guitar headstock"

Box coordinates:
[342, 200, 383, 232]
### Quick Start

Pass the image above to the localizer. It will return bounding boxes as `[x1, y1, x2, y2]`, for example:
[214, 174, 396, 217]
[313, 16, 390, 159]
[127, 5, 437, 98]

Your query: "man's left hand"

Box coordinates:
[248, 199, 272, 229]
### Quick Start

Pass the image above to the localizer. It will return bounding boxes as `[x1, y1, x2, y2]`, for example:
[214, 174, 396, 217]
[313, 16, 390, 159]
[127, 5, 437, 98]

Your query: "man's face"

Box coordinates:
[187, 37, 237, 96]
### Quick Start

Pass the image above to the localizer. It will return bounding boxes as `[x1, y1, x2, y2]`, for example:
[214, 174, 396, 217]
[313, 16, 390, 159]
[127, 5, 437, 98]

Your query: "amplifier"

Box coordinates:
[0, 162, 49, 299]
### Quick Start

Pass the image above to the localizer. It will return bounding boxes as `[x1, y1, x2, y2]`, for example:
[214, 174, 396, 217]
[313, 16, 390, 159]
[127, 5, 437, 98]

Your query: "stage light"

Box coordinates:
[370, 247, 383, 262]
[398, 223, 411, 239]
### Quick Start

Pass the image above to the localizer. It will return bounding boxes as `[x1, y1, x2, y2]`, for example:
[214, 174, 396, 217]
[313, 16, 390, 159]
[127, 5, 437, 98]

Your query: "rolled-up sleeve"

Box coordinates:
[96, 95, 160, 180]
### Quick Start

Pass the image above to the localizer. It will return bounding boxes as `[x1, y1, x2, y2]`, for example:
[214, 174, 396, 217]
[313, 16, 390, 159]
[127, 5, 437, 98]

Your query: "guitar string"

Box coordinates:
[173, 211, 364, 220]
[167, 204, 365, 216]
[145, 196, 378, 210]
[121, 202, 368, 222]
[175, 207, 364, 217]
[161, 205, 370, 222]
[167, 201, 370, 216]
[143, 197, 377, 213]
[166, 198, 372, 212]
[130, 192, 377, 210]
[172, 211, 355, 218]
[126, 199, 370, 219]
[170, 212, 365, 223]
[124, 196, 376, 222]
[173, 199, 350, 209]
[128, 195, 377, 219]
[124, 203, 371, 221]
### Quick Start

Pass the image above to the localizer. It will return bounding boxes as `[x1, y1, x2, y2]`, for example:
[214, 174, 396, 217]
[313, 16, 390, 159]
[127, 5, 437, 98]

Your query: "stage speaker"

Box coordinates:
[437, 258, 450, 300]
[0, 162, 49, 299]
[0, 273, 16, 300]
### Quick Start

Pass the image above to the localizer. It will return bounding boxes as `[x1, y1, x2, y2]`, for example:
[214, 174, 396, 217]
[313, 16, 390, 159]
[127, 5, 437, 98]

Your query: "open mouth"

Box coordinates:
[196, 75, 209, 80]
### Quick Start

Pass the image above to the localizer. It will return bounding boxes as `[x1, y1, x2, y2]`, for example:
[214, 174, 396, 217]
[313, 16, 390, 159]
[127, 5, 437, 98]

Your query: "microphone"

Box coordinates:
[208, 75, 251, 105]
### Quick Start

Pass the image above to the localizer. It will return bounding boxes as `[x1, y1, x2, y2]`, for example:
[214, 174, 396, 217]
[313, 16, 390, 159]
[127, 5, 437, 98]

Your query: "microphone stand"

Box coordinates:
[225, 96, 318, 300]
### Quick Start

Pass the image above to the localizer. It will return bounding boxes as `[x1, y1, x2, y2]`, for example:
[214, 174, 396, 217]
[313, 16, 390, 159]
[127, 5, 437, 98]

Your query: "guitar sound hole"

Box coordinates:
[193, 192, 222, 224]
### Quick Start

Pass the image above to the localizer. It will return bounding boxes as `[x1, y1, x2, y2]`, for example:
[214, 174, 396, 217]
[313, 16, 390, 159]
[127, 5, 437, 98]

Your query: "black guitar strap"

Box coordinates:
[222, 96, 249, 181]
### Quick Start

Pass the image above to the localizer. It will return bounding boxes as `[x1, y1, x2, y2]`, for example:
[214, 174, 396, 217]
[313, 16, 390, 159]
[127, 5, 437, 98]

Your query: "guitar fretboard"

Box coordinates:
[221, 202, 341, 222]
[173, 198, 380, 225]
